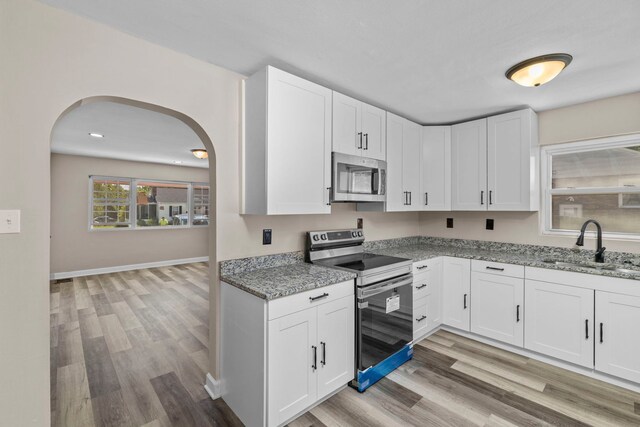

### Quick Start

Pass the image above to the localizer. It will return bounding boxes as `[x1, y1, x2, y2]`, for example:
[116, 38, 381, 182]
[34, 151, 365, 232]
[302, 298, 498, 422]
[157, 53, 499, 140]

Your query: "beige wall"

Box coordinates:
[50, 154, 210, 274]
[420, 91, 640, 253]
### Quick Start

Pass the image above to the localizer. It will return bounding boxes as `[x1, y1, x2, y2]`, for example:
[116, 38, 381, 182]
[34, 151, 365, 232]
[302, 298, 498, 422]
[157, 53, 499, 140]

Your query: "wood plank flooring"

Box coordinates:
[288, 329, 640, 427]
[50, 263, 242, 427]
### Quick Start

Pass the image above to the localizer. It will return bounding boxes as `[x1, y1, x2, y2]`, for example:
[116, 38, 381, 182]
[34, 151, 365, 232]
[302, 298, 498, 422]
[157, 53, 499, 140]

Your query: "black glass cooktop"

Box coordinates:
[317, 253, 410, 272]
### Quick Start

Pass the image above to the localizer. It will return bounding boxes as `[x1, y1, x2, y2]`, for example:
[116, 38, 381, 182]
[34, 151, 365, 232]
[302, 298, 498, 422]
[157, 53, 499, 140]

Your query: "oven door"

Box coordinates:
[332, 152, 386, 203]
[356, 274, 413, 371]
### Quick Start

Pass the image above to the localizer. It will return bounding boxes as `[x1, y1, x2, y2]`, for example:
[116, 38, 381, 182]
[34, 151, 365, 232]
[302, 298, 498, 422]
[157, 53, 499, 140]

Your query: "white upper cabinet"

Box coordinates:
[487, 109, 539, 211]
[421, 126, 451, 210]
[332, 91, 386, 161]
[386, 113, 421, 212]
[451, 118, 488, 211]
[244, 66, 332, 215]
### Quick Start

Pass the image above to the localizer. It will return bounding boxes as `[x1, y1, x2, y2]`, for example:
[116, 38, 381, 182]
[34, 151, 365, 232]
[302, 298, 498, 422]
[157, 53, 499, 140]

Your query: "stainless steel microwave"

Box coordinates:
[331, 152, 386, 203]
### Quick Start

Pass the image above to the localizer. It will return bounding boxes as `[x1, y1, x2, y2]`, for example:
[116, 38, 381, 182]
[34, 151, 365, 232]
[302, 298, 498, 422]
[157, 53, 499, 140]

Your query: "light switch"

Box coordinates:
[0, 210, 21, 234]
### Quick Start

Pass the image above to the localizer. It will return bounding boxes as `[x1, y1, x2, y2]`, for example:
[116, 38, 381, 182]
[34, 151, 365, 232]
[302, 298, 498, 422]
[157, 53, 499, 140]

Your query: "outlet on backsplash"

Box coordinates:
[486, 219, 494, 230]
[446, 218, 454, 228]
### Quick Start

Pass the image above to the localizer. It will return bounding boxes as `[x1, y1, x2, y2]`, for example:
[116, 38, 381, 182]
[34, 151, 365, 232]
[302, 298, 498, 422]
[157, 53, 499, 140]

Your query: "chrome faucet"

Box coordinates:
[575, 219, 606, 263]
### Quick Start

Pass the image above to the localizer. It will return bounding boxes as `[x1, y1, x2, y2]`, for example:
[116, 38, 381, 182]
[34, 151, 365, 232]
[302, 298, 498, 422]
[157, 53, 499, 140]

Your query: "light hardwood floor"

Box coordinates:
[53, 267, 640, 426]
[50, 263, 242, 427]
[289, 330, 640, 427]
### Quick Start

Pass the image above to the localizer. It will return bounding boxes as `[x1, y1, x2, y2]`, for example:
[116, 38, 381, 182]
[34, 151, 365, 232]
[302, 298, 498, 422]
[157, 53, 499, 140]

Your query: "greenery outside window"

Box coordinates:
[90, 176, 210, 230]
[541, 134, 640, 240]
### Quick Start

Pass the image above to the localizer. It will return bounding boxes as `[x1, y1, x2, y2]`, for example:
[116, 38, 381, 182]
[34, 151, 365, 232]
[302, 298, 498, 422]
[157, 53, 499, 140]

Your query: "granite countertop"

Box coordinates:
[370, 243, 640, 281]
[221, 262, 356, 300]
[220, 236, 640, 301]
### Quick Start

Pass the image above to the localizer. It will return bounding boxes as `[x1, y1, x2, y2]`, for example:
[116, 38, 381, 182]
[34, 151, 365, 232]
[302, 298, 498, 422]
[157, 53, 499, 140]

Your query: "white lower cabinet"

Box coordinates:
[442, 257, 471, 331]
[268, 308, 318, 425]
[470, 272, 524, 347]
[524, 280, 594, 368]
[412, 259, 442, 340]
[595, 291, 640, 383]
[221, 280, 354, 427]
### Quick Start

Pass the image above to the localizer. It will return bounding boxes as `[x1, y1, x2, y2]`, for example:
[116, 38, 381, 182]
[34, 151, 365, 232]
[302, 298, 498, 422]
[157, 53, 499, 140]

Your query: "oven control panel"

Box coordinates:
[307, 229, 364, 247]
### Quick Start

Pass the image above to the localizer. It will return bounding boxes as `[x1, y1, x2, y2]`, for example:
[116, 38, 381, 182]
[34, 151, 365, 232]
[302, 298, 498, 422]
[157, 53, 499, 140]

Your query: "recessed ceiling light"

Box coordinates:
[506, 53, 572, 87]
[88, 132, 104, 138]
[191, 149, 208, 159]
[173, 161, 183, 164]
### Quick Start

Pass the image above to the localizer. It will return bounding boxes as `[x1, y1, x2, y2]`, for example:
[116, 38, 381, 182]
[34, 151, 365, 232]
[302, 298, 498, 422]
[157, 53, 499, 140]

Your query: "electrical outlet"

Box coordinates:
[446, 218, 454, 228]
[357, 218, 363, 229]
[263, 229, 272, 245]
[486, 219, 494, 230]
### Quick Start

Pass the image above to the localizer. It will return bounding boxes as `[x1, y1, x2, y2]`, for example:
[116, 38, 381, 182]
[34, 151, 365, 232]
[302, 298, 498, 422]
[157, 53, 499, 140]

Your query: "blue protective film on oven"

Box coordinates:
[355, 343, 413, 392]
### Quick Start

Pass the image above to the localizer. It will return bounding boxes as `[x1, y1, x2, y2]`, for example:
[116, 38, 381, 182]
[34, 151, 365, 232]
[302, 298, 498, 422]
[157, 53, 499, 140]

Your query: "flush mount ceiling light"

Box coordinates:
[88, 132, 104, 138]
[191, 149, 208, 159]
[506, 53, 572, 87]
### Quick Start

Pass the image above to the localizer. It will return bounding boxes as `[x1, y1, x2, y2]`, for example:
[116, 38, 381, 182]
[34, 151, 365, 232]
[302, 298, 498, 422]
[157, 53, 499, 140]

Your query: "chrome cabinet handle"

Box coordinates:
[312, 345, 317, 370]
[416, 315, 427, 322]
[480, 190, 484, 205]
[416, 284, 427, 290]
[321, 341, 326, 366]
[309, 293, 329, 302]
[357, 132, 363, 149]
[326, 187, 331, 206]
[364, 133, 369, 150]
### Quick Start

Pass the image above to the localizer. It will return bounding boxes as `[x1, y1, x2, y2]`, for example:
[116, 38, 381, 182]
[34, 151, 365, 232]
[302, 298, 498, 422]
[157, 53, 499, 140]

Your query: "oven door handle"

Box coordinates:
[359, 275, 413, 299]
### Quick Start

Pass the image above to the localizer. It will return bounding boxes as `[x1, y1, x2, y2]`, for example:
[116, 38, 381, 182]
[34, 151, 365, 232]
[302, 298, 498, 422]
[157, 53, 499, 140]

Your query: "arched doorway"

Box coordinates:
[48, 96, 225, 426]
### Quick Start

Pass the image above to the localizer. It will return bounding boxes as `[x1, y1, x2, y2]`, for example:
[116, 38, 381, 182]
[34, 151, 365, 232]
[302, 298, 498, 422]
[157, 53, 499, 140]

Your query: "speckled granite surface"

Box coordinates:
[221, 262, 356, 300]
[368, 236, 640, 281]
[220, 236, 640, 300]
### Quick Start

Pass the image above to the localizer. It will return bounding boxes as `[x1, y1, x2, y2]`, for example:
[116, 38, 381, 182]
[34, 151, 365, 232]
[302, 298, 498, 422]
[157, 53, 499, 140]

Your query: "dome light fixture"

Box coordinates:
[191, 148, 208, 159]
[506, 53, 572, 87]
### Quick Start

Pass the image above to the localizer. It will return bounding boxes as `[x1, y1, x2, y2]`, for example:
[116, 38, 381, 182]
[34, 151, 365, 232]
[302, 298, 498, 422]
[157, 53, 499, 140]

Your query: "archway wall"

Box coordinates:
[0, 1, 241, 425]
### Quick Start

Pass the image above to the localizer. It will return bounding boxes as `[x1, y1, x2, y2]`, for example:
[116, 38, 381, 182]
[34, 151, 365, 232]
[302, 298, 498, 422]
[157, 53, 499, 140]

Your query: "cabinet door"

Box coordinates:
[471, 272, 524, 347]
[268, 308, 318, 426]
[332, 92, 362, 157]
[525, 280, 593, 368]
[595, 292, 640, 382]
[361, 103, 386, 161]
[421, 126, 451, 211]
[385, 113, 406, 212]
[403, 120, 422, 211]
[267, 67, 332, 214]
[487, 109, 535, 211]
[442, 257, 471, 331]
[451, 118, 487, 211]
[317, 296, 355, 400]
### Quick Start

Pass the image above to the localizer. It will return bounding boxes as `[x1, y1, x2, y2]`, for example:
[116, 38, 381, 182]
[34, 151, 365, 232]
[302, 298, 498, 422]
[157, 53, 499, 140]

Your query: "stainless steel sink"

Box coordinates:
[540, 259, 640, 275]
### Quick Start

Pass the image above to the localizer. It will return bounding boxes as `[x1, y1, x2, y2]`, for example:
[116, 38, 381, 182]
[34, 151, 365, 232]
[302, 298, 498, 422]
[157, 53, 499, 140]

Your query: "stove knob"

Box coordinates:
[312, 234, 319, 241]
[358, 231, 363, 237]
[320, 234, 327, 240]
[351, 231, 357, 238]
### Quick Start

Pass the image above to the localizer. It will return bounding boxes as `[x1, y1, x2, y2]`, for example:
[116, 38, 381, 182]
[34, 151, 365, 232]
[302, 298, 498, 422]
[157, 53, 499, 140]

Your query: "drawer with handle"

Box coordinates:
[413, 257, 440, 275]
[268, 279, 354, 320]
[472, 260, 524, 278]
[413, 268, 436, 300]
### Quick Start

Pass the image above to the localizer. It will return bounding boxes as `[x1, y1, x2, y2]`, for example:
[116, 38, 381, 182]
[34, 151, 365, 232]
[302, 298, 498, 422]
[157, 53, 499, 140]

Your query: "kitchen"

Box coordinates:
[0, 1, 640, 425]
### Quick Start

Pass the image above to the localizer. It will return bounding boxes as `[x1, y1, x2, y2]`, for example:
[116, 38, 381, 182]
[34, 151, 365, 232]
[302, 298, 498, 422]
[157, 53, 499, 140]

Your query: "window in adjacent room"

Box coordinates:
[541, 134, 640, 239]
[91, 177, 132, 228]
[136, 181, 189, 227]
[192, 183, 210, 226]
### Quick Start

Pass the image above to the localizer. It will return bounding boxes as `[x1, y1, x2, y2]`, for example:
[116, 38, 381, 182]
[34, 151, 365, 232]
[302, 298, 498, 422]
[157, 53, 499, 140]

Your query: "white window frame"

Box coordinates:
[89, 176, 210, 231]
[540, 132, 640, 241]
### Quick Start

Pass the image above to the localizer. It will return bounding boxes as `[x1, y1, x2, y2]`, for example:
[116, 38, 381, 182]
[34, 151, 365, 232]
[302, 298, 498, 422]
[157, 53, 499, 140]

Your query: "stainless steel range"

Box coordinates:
[306, 229, 414, 392]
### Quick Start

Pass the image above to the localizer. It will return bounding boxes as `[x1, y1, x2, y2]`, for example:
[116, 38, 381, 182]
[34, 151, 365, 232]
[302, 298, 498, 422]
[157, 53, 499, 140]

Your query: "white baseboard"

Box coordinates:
[50, 256, 209, 280]
[204, 373, 222, 400]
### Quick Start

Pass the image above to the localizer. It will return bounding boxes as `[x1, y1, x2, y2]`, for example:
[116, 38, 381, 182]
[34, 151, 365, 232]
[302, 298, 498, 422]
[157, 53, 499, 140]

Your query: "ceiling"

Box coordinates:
[51, 101, 209, 168]
[40, 0, 640, 124]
